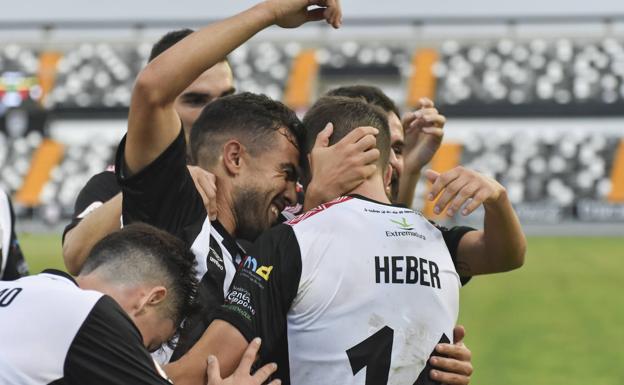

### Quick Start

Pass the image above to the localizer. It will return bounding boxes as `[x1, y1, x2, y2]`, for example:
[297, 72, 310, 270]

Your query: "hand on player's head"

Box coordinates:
[267, 0, 342, 29]
[304, 123, 379, 209]
[188, 166, 218, 221]
[206, 338, 281, 385]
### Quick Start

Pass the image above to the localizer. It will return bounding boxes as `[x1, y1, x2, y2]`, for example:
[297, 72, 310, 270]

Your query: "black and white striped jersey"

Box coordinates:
[216, 195, 474, 385]
[0, 190, 28, 281]
[115, 130, 244, 361]
[0, 270, 171, 385]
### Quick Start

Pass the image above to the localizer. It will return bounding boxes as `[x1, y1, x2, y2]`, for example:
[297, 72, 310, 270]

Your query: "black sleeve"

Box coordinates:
[431, 222, 476, 285]
[64, 296, 171, 385]
[62, 171, 121, 243]
[1, 196, 28, 280]
[115, 129, 205, 240]
[214, 224, 302, 359]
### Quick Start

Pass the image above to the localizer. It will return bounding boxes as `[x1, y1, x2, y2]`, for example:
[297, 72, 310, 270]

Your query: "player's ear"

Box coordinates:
[137, 286, 167, 315]
[222, 140, 244, 176]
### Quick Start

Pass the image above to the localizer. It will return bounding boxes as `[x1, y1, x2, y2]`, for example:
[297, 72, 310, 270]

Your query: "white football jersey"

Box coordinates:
[217, 195, 472, 385]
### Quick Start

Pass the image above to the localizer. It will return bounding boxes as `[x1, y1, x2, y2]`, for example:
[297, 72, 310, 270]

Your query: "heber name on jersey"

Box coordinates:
[374, 255, 441, 288]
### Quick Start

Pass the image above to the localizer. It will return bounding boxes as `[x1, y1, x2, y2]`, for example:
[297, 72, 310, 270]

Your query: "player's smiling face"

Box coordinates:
[232, 127, 300, 241]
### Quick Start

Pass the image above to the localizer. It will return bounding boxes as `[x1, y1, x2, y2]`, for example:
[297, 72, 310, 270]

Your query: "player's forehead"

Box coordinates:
[183, 61, 234, 96]
[260, 127, 300, 168]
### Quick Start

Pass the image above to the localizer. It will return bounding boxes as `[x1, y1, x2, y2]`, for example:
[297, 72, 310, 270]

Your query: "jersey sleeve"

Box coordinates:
[64, 295, 171, 385]
[1, 194, 28, 280]
[431, 222, 476, 285]
[114, 129, 205, 240]
[214, 224, 302, 358]
[62, 171, 120, 243]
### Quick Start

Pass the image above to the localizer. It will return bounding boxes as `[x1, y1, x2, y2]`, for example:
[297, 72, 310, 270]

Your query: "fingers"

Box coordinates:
[435, 342, 472, 362]
[430, 368, 471, 385]
[313, 122, 334, 149]
[421, 126, 445, 139]
[196, 171, 217, 220]
[430, 356, 473, 376]
[206, 355, 221, 384]
[410, 108, 446, 129]
[236, 337, 262, 374]
[325, 0, 342, 28]
[306, 7, 326, 22]
[417, 97, 434, 109]
[358, 148, 380, 165]
[434, 177, 467, 215]
[251, 362, 279, 383]
[461, 189, 491, 216]
[340, 126, 379, 145]
[352, 133, 377, 152]
[424, 169, 439, 183]
[453, 325, 466, 344]
[401, 112, 418, 130]
[446, 182, 479, 217]
[427, 168, 460, 202]
[309, 0, 341, 28]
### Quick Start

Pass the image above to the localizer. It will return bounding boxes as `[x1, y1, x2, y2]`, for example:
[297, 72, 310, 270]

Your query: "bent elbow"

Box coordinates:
[132, 69, 170, 107]
[506, 238, 527, 271]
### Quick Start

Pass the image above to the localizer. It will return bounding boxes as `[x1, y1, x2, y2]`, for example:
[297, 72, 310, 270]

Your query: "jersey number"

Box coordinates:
[0, 288, 22, 307]
[346, 325, 449, 385]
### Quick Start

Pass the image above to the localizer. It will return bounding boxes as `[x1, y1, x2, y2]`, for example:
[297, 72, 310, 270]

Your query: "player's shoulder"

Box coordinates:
[286, 196, 355, 226]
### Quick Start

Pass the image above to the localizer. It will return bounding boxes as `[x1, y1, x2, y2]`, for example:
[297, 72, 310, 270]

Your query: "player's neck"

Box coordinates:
[215, 188, 237, 237]
[349, 174, 392, 205]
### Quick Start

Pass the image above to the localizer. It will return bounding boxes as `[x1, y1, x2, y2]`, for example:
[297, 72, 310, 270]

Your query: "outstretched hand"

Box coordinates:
[206, 338, 281, 385]
[267, 0, 342, 29]
[425, 167, 506, 217]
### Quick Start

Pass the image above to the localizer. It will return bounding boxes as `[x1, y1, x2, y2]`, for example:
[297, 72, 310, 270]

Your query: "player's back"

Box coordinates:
[286, 195, 461, 385]
[0, 270, 102, 384]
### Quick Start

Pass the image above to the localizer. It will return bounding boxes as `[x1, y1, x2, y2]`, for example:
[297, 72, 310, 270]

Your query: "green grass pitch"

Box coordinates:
[17, 233, 624, 385]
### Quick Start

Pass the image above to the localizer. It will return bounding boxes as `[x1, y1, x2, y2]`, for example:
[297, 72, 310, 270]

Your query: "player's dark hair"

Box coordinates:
[148, 28, 230, 66]
[81, 223, 198, 333]
[303, 96, 391, 172]
[190, 92, 305, 168]
[326, 85, 400, 118]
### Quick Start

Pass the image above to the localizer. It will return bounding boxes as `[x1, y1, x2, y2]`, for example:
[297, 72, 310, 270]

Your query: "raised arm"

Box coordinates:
[396, 98, 446, 207]
[125, 0, 342, 175]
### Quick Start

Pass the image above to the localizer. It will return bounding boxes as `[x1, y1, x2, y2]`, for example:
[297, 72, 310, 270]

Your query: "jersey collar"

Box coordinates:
[211, 219, 246, 257]
[41, 269, 79, 286]
[347, 194, 411, 210]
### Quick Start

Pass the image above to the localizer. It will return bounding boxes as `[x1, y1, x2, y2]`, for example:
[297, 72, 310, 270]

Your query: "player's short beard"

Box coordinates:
[232, 185, 272, 242]
[389, 169, 399, 203]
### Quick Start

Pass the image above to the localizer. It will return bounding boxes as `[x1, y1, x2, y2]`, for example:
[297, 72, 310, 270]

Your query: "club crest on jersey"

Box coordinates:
[241, 256, 273, 281]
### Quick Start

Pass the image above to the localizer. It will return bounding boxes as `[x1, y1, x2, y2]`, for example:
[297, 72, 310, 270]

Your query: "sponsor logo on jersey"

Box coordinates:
[208, 247, 224, 271]
[390, 217, 413, 230]
[225, 287, 256, 317]
[241, 256, 273, 281]
[385, 218, 426, 240]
